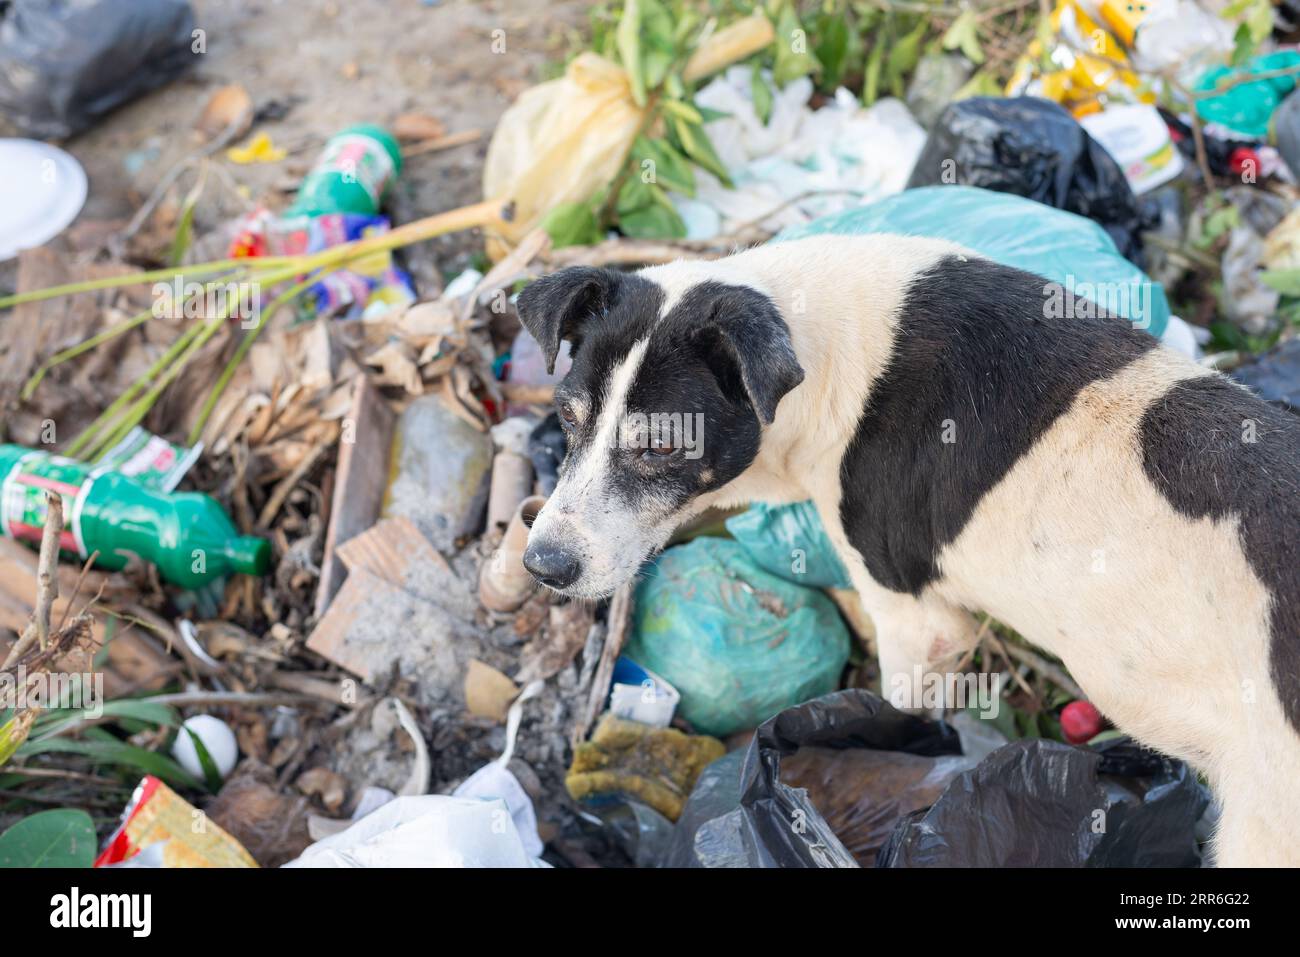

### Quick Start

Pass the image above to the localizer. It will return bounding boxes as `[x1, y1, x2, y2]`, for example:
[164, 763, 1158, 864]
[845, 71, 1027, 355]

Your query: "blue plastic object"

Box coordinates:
[626, 537, 851, 737]
[777, 185, 1169, 338]
[725, 501, 851, 589]
[1195, 50, 1300, 140]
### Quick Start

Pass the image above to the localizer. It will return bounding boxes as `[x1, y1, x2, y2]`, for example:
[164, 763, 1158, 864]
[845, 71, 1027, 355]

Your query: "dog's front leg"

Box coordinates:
[855, 582, 981, 714]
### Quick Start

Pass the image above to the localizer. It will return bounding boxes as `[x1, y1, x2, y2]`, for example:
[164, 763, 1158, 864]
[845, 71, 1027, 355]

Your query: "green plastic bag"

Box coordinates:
[1195, 50, 1300, 141]
[725, 501, 851, 589]
[776, 185, 1169, 338]
[627, 538, 850, 737]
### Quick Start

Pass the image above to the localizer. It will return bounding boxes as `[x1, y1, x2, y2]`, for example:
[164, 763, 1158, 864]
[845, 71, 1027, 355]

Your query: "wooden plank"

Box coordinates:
[314, 374, 395, 619]
[335, 515, 450, 583]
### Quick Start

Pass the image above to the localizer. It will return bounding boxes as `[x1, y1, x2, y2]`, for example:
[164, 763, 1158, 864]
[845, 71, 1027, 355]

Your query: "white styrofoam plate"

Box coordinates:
[0, 138, 88, 261]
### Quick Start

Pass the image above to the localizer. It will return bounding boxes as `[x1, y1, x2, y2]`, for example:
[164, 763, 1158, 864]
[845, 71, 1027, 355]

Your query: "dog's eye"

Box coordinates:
[642, 442, 676, 459]
[558, 403, 577, 429]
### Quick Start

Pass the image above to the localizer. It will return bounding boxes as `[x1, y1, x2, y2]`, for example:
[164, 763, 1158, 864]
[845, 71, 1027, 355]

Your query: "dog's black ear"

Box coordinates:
[687, 282, 804, 424]
[516, 267, 620, 374]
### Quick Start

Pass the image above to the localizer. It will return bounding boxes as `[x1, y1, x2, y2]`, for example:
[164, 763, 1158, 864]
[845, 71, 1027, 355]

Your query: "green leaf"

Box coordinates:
[619, 194, 687, 240]
[953, 69, 1002, 102]
[886, 18, 927, 98]
[942, 9, 985, 66]
[20, 737, 202, 790]
[540, 201, 604, 249]
[617, 0, 646, 106]
[661, 98, 703, 125]
[814, 12, 851, 89]
[1231, 23, 1256, 68]
[0, 711, 35, 768]
[673, 115, 733, 187]
[863, 34, 884, 106]
[0, 809, 96, 867]
[631, 136, 696, 196]
[30, 699, 178, 743]
[1209, 319, 1249, 352]
[750, 63, 774, 126]
[1261, 269, 1300, 296]
[695, 105, 732, 123]
[617, 174, 656, 216]
[640, 0, 676, 91]
[773, 3, 822, 87]
[184, 726, 225, 793]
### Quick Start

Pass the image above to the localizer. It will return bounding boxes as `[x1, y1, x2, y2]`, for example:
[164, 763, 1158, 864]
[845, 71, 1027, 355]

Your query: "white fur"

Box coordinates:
[633, 235, 1299, 866]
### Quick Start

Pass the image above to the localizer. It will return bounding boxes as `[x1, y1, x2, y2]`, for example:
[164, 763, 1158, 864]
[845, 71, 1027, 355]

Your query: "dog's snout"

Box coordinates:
[522, 541, 582, 590]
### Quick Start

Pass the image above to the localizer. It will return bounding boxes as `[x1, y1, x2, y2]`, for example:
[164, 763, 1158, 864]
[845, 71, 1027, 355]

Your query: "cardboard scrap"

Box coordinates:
[464, 659, 518, 723]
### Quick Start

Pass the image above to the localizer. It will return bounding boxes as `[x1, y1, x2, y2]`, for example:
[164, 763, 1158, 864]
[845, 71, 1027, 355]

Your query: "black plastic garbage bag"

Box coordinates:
[0, 0, 197, 138]
[1232, 338, 1300, 414]
[662, 689, 963, 868]
[877, 738, 1210, 868]
[907, 97, 1145, 267]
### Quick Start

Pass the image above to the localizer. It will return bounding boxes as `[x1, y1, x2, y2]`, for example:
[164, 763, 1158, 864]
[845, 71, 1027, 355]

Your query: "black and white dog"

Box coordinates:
[516, 235, 1300, 866]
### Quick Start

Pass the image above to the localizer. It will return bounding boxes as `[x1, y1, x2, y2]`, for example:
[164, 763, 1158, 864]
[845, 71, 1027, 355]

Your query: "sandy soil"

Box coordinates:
[4, 0, 586, 284]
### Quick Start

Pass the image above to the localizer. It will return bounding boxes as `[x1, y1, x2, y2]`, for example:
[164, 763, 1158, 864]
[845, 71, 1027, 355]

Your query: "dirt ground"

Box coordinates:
[2, 0, 586, 288]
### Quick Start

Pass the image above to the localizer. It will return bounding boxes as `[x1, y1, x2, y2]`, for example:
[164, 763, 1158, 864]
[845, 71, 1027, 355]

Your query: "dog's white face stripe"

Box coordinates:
[528, 336, 689, 598]
[564, 337, 649, 497]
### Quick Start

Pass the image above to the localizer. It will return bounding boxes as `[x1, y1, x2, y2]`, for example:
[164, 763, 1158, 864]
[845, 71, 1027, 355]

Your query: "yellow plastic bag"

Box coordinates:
[484, 53, 644, 256]
[482, 14, 774, 258]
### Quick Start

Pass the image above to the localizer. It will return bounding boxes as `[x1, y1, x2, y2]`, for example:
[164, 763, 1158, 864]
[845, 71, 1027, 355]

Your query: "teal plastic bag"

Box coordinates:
[776, 185, 1169, 338]
[1195, 50, 1300, 140]
[725, 501, 851, 589]
[627, 537, 850, 737]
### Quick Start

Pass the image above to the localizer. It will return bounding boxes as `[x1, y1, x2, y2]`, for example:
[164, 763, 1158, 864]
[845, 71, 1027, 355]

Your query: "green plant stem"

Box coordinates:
[63, 321, 208, 458]
[187, 269, 335, 445]
[0, 257, 300, 311]
[20, 269, 253, 401]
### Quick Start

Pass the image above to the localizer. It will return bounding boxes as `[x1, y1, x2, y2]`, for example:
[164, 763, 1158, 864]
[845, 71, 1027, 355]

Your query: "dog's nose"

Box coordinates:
[522, 542, 582, 590]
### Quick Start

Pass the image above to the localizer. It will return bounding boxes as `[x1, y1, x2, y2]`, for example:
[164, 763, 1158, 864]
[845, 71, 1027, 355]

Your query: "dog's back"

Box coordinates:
[668, 234, 1300, 864]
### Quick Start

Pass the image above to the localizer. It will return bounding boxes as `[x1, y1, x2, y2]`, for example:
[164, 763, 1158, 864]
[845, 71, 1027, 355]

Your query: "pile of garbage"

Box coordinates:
[0, 0, 1296, 868]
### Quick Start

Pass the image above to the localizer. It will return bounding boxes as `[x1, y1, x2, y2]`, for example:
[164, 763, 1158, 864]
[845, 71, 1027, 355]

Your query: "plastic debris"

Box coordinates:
[780, 185, 1170, 338]
[663, 689, 962, 868]
[0, 444, 270, 588]
[878, 738, 1210, 867]
[0, 139, 87, 261]
[285, 794, 548, 868]
[565, 714, 724, 821]
[1232, 338, 1300, 413]
[1194, 50, 1300, 140]
[907, 96, 1148, 267]
[625, 537, 851, 737]
[0, 0, 197, 138]
[666, 68, 927, 239]
[96, 776, 258, 868]
[724, 501, 851, 589]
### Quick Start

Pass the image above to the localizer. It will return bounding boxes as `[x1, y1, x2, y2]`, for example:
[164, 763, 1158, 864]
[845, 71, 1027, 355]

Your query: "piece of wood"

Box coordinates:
[574, 585, 633, 746]
[305, 567, 393, 682]
[314, 374, 396, 619]
[335, 515, 451, 583]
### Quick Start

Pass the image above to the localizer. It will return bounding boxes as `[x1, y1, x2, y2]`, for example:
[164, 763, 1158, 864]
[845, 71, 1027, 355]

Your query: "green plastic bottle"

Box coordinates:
[286, 124, 403, 217]
[0, 445, 270, 589]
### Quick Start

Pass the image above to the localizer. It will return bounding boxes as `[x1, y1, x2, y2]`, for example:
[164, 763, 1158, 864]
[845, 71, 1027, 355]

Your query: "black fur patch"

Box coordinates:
[838, 255, 1156, 594]
[1139, 376, 1300, 730]
[546, 275, 799, 520]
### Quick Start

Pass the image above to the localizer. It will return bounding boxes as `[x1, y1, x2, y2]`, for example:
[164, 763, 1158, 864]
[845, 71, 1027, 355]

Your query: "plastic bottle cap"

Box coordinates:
[228, 536, 272, 576]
